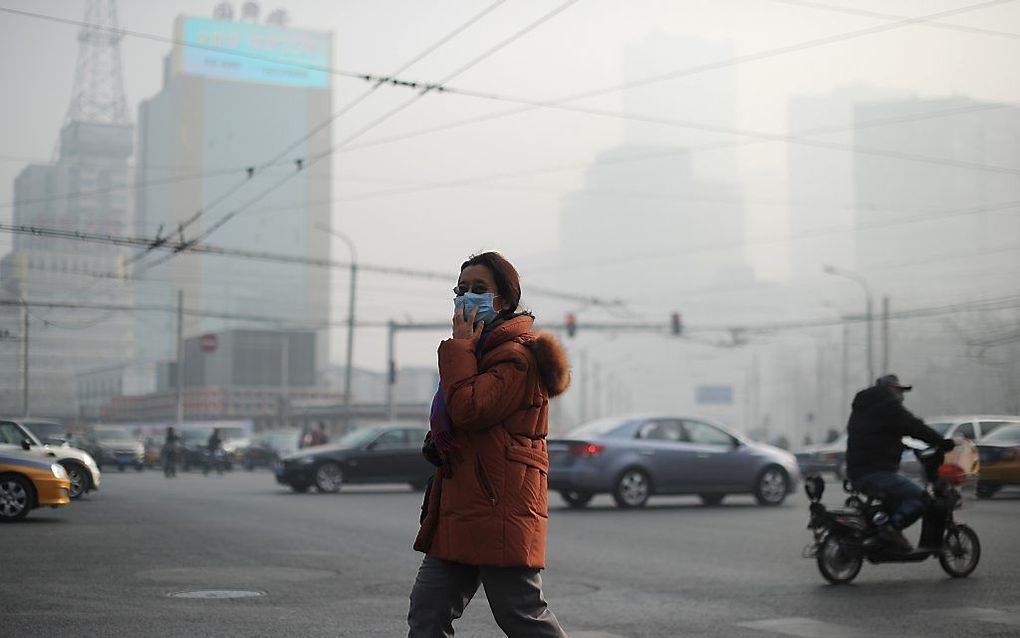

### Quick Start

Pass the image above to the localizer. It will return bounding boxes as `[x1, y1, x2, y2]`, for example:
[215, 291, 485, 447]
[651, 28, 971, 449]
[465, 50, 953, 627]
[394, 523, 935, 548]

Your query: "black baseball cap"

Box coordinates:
[876, 374, 912, 391]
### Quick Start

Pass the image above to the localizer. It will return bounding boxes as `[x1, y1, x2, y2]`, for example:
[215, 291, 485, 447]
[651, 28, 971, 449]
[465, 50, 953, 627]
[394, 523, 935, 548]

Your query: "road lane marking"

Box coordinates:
[939, 607, 1020, 627]
[737, 617, 913, 638]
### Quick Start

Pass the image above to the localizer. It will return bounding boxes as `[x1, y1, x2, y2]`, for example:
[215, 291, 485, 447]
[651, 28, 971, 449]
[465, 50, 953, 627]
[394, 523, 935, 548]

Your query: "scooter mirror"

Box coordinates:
[804, 474, 825, 501]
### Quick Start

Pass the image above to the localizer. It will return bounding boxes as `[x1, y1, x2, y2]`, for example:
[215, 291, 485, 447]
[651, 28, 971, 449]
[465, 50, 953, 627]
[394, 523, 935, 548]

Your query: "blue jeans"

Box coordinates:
[855, 471, 926, 530]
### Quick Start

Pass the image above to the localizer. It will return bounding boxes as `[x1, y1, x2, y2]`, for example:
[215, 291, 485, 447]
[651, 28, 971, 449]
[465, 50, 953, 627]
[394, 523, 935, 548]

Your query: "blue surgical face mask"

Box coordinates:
[455, 292, 498, 323]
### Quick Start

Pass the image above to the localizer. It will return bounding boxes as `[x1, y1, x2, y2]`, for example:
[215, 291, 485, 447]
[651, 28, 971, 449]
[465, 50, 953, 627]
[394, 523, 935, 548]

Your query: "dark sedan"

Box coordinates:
[548, 415, 800, 508]
[240, 428, 302, 470]
[275, 424, 432, 493]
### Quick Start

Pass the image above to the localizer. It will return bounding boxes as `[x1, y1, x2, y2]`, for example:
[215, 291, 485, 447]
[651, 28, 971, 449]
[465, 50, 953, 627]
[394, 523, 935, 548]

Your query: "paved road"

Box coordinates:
[3, 470, 1019, 637]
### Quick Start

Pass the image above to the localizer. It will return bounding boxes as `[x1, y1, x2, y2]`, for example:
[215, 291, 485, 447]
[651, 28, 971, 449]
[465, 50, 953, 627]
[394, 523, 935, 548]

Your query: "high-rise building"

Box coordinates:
[853, 96, 1020, 298]
[786, 85, 910, 281]
[851, 95, 1020, 415]
[0, 0, 135, 418]
[133, 12, 333, 370]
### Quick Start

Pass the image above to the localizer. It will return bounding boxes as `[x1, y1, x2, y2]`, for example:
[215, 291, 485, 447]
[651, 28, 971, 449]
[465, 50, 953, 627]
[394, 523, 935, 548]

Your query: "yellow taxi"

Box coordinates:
[0, 450, 71, 522]
[976, 424, 1020, 499]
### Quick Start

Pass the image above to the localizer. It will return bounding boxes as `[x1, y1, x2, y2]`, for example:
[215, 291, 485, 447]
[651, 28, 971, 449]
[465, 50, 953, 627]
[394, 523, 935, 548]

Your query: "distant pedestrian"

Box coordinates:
[163, 427, 180, 478]
[307, 421, 329, 447]
[408, 251, 571, 638]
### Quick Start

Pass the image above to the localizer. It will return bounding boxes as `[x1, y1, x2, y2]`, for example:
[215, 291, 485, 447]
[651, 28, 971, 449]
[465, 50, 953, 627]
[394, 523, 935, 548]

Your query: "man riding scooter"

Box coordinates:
[845, 374, 955, 550]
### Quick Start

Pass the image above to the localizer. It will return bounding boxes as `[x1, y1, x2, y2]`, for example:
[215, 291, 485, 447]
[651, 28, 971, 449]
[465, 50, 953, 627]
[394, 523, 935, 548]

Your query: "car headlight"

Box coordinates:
[52, 464, 68, 479]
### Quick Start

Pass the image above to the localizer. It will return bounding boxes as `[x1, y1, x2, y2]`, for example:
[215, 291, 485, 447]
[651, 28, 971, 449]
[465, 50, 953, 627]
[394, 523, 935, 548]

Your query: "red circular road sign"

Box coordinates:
[200, 333, 218, 353]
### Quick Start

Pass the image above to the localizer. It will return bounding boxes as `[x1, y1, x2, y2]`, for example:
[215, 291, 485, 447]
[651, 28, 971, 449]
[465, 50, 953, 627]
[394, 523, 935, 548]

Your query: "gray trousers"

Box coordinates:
[407, 555, 568, 638]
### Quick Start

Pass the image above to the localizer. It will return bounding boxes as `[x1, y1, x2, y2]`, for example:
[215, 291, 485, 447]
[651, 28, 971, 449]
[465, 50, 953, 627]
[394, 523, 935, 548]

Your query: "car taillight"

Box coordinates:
[569, 443, 605, 457]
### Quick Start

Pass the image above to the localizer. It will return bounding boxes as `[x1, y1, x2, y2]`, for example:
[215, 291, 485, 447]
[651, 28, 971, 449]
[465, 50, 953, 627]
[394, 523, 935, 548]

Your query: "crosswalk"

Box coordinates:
[736, 607, 1020, 638]
[572, 607, 1020, 638]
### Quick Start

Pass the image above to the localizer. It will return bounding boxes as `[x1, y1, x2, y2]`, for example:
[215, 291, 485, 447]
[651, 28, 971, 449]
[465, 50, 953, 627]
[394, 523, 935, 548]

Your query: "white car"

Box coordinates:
[0, 419, 102, 499]
[901, 415, 1020, 479]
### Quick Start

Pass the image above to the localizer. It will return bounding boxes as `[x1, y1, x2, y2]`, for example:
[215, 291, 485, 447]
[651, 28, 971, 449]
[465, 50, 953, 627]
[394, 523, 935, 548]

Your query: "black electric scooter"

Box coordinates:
[804, 446, 980, 584]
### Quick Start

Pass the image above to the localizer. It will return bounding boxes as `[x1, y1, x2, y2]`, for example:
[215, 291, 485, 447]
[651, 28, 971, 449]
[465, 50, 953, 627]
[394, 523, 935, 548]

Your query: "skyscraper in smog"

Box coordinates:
[134, 8, 333, 372]
[0, 0, 134, 417]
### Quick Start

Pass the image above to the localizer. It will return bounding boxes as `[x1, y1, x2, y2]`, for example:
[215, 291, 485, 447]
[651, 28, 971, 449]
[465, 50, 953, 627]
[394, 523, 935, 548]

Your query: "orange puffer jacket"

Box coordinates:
[413, 314, 570, 569]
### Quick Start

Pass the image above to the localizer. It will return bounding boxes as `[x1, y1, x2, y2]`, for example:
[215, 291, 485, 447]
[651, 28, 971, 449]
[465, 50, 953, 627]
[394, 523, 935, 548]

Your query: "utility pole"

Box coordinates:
[22, 304, 29, 417]
[824, 265, 874, 384]
[316, 225, 358, 431]
[175, 290, 183, 428]
[882, 296, 890, 374]
[386, 320, 396, 421]
[280, 333, 290, 427]
[578, 350, 589, 423]
[841, 321, 850, 405]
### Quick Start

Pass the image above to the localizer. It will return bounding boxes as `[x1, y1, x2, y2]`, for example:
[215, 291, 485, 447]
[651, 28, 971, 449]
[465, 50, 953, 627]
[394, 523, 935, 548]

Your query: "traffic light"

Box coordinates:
[565, 313, 577, 338]
[670, 312, 683, 336]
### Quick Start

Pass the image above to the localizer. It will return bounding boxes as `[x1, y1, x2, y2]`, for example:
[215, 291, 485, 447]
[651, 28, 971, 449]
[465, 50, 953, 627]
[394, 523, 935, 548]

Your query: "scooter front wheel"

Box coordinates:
[939, 524, 980, 578]
[816, 534, 863, 585]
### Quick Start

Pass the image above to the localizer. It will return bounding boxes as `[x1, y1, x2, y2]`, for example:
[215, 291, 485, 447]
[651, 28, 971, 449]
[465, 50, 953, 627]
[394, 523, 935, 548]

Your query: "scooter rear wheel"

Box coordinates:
[939, 524, 980, 578]
[816, 534, 862, 584]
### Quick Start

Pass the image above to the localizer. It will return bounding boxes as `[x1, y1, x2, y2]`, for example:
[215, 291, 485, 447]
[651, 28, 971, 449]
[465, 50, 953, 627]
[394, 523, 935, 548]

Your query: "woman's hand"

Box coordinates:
[452, 306, 483, 341]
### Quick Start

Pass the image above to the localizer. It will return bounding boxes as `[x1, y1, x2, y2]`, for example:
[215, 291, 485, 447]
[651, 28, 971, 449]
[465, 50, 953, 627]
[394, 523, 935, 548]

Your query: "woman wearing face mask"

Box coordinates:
[408, 251, 571, 638]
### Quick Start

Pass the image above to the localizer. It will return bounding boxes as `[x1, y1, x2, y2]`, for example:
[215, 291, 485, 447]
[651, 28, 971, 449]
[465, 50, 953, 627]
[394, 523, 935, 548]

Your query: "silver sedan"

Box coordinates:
[548, 415, 800, 508]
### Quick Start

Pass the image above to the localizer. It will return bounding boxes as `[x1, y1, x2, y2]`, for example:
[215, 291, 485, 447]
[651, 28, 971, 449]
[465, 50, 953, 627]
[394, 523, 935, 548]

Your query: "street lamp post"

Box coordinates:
[823, 265, 875, 384]
[317, 224, 358, 431]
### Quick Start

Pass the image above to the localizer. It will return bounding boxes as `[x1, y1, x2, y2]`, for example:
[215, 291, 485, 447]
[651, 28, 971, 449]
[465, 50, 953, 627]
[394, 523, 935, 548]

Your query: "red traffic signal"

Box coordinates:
[566, 313, 577, 338]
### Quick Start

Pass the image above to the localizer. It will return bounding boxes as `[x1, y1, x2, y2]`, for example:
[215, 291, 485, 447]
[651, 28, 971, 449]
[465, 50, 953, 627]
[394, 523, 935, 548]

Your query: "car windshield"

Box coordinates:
[567, 417, 641, 438]
[23, 422, 65, 443]
[269, 431, 300, 446]
[981, 425, 1020, 445]
[96, 430, 134, 443]
[925, 422, 954, 436]
[182, 429, 212, 442]
[336, 428, 381, 448]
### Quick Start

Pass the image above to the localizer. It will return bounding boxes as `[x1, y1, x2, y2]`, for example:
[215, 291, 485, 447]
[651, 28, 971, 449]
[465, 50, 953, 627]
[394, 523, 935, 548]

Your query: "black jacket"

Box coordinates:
[845, 386, 944, 480]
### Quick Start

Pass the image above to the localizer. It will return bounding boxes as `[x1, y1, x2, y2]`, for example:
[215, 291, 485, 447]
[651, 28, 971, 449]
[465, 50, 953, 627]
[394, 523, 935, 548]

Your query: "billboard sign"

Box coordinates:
[695, 385, 734, 405]
[180, 17, 330, 88]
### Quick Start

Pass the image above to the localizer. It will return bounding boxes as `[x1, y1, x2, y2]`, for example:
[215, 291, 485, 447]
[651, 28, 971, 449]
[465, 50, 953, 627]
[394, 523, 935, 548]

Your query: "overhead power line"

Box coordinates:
[0, 222, 623, 308]
[137, 0, 581, 275]
[8, 292, 1020, 339]
[769, 0, 1020, 41]
[336, 0, 1015, 157]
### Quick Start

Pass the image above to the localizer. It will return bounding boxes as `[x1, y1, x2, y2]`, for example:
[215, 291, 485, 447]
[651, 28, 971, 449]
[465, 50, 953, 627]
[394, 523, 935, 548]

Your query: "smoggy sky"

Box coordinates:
[1, 0, 1019, 373]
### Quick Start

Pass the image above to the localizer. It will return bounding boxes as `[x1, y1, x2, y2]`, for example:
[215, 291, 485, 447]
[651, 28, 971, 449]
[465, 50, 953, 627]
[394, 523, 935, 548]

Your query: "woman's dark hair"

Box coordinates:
[460, 251, 521, 313]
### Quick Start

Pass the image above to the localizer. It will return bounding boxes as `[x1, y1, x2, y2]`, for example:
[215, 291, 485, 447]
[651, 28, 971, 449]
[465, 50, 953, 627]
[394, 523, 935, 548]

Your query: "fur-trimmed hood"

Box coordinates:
[479, 315, 571, 398]
[524, 331, 571, 398]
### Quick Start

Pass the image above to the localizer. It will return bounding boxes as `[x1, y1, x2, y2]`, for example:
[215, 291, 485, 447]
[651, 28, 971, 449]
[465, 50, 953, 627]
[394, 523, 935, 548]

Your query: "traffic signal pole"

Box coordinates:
[382, 318, 681, 420]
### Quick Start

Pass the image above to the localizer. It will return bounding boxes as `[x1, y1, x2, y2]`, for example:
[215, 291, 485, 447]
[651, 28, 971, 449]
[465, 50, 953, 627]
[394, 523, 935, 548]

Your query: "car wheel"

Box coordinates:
[613, 468, 651, 508]
[315, 462, 343, 493]
[135, 463, 144, 472]
[754, 466, 788, 506]
[975, 481, 1000, 499]
[61, 462, 91, 500]
[699, 493, 726, 506]
[0, 474, 33, 522]
[560, 490, 594, 509]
